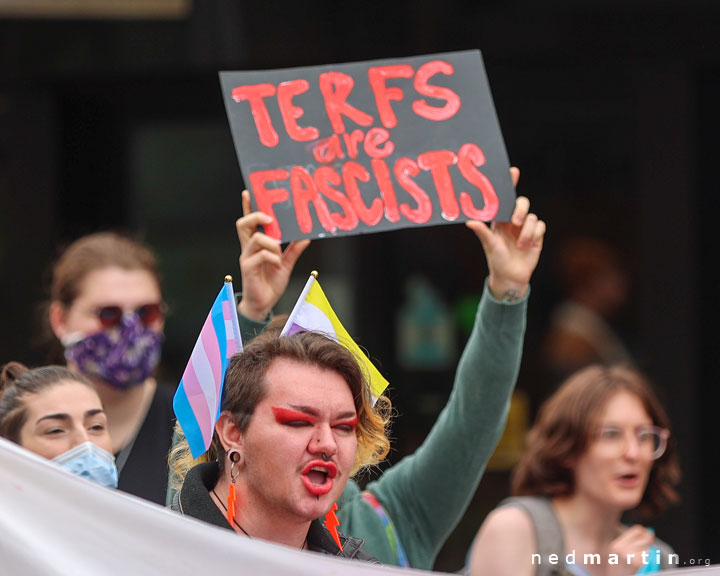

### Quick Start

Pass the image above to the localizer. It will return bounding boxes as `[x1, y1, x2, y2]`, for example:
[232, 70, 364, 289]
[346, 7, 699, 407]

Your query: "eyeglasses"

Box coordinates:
[594, 425, 670, 460]
[94, 303, 166, 329]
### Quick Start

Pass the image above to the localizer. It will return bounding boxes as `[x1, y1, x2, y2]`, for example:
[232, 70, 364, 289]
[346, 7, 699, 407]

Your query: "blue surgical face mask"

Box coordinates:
[51, 442, 119, 489]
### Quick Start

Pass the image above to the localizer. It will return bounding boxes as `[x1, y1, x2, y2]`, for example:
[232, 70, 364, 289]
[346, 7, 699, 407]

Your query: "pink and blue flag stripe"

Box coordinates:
[173, 280, 242, 459]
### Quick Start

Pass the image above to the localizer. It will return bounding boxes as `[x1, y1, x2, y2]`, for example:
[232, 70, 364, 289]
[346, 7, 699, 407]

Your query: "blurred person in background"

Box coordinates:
[542, 236, 634, 383]
[468, 364, 680, 576]
[46, 232, 174, 504]
[0, 361, 117, 488]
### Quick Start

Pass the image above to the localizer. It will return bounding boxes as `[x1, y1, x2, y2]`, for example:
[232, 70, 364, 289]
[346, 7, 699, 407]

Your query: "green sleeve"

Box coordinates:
[235, 295, 272, 344]
[358, 278, 528, 568]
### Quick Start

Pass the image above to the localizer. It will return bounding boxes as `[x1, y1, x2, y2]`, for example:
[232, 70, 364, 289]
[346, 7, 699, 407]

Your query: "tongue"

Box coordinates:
[307, 470, 326, 485]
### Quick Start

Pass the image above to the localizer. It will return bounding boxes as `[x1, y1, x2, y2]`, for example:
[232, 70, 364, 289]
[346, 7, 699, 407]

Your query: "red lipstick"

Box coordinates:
[301, 460, 338, 496]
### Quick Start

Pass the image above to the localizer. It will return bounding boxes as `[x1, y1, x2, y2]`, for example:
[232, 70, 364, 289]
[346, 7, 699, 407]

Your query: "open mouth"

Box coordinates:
[301, 461, 338, 496]
[616, 473, 640, 486]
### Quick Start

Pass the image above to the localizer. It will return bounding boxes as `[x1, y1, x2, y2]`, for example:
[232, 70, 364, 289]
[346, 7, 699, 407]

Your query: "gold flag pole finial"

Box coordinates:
[311, 270, 319, 279]
[225, 275, 233, 283]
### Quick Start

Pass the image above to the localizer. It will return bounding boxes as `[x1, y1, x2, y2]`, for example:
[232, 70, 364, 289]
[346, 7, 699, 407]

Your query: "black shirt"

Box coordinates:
[116, 382, 176, 505]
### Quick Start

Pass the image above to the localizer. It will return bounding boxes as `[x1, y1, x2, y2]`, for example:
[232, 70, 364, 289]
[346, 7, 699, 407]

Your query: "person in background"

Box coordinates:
[46, 232, 174, 504]
[468, 364, 680, 576]
[207, 166, 546, 568]
[542, 236, 634, 383]
[0, 361, 117, 488]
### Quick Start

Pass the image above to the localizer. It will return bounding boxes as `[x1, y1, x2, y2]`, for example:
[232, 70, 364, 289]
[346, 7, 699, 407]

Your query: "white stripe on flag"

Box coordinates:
[281, 274, 316, 337]
[294, 301, 337, 342]
[224, 319, 236, 357]
[189, 340, 219, 423]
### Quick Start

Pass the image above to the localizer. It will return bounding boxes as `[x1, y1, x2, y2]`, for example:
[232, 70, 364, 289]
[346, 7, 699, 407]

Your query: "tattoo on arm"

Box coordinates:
[501, 289, 521, 303]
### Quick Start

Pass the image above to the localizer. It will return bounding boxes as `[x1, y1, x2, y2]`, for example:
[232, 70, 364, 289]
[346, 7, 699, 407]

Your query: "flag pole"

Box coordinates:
[222, 274, 242, 355]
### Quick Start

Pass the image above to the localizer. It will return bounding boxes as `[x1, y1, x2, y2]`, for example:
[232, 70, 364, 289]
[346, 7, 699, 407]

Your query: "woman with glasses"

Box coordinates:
[46, 232, 174, 504]
[468, 364, 681, 576]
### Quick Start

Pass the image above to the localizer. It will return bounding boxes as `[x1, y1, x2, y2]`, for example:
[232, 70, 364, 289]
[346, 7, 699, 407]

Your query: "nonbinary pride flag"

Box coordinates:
[281, 272, 389, 403]
[174, 277, 242, 459]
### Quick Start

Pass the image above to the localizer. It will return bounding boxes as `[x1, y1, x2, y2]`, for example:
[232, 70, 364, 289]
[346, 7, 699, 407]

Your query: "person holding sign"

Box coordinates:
[467, 365, 680, 576]
[224, 167, 545, 569]
[170, 329, 390, 560]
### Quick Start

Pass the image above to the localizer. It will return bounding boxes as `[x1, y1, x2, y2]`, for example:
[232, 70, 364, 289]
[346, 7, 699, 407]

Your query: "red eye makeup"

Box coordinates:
[272, 407, 316, 425]
[271, 407, 357, 430]
[333, 415, 358, 430]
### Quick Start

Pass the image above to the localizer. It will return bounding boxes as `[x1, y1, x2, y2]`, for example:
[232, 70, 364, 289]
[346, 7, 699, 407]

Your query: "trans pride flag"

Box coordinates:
[173, 277, 242, 459]
[281, 272, 389, 403]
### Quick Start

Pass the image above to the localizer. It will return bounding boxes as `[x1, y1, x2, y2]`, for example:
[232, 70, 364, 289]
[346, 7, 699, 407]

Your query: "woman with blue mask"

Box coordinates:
[0, 362, 118, 488]
[46, 232, 175, 504]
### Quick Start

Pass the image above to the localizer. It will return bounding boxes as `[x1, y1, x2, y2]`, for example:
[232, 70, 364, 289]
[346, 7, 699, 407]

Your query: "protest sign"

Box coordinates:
[220, 50, 514, 243]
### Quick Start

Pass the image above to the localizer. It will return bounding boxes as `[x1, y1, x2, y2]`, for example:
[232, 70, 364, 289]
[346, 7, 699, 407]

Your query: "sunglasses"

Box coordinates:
[94, 303, 166, 328]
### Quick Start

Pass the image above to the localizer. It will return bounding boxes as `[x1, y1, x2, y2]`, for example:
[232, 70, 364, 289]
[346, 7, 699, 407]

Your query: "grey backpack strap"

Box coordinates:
[499, 496, 565, 576]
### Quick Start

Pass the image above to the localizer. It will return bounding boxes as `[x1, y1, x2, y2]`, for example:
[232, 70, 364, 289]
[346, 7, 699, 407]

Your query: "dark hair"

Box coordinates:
[512, 364, 680, 518]
[169, 330, 392, 488]
[0, 361, 94, 444]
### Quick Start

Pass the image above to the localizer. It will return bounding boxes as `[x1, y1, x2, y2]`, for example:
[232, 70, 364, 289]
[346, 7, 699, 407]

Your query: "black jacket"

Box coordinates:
[173, 462, 379, 563]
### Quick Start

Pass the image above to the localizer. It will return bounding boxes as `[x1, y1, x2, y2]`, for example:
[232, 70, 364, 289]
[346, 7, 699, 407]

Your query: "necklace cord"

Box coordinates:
[210, 488, 307, 550]
[211, 488, 251, 537]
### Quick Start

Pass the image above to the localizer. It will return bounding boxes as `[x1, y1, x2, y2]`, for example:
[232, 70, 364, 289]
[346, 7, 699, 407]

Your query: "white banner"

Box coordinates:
[0, 438, 716, 575]
[0, 438, 429, 575]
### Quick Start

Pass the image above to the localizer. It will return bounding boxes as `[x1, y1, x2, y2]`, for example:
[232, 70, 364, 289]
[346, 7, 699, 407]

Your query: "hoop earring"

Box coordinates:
[227, 450, 241, 525]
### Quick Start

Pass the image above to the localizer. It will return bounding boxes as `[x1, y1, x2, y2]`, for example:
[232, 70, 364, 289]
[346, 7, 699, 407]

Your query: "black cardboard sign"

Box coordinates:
[219, 50, 514, 242]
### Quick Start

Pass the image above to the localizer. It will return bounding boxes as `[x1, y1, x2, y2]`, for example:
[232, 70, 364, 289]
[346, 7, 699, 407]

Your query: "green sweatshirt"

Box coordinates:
[335, 281, 526, 568]
[236, 279, 527, 568]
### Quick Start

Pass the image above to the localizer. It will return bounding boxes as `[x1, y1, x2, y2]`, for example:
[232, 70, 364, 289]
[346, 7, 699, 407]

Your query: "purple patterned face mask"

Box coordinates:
[63, 313, 163, 390]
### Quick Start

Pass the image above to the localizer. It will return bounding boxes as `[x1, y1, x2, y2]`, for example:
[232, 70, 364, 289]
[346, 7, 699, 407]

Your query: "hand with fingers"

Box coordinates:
[465, 167, 546, 301]
[236, 190, 311, 321]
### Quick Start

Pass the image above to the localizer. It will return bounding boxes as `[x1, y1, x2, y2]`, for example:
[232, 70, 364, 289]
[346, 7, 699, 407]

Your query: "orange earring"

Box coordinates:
[227, 451, 241, 526]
